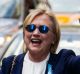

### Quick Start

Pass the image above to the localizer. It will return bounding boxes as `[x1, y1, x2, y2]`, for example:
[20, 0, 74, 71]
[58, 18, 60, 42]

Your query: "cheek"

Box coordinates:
[43, 33, 54, 44]
[24, 31, 31, 44]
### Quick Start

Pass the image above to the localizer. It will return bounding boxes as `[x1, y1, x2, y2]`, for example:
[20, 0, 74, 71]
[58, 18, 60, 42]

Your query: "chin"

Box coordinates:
[29, 48, 41, 53]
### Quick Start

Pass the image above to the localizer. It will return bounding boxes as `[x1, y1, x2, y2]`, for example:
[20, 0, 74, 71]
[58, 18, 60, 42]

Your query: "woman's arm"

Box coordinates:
[68, 55, 80, 74]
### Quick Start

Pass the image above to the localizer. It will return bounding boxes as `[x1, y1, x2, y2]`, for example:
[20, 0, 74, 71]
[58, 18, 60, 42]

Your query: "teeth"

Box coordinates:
[31, 39, 42, 43]
[32, 39, 40, 41]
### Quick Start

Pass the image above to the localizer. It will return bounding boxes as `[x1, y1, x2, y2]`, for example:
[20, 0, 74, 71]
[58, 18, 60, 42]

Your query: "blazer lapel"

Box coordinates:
[12, 53, 25, 74]
[45, 53, 57, 74]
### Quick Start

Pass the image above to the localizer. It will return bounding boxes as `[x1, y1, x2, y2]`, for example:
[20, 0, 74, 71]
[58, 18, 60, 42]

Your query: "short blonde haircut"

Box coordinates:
[23, 3, 60, 53]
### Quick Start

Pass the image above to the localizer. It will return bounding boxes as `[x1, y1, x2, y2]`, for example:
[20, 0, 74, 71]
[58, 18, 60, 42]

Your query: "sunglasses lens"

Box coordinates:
[39, 25, 49, 33]
[25, 24, 35, 32]
[25, 24, 49, 33]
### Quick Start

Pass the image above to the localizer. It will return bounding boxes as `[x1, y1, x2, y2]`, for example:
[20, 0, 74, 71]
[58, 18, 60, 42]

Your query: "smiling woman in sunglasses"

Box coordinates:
[1, 3, 80, 74]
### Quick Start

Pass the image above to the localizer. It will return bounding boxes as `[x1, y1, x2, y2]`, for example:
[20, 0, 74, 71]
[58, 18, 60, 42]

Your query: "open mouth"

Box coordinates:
[31, 38, 42, 44]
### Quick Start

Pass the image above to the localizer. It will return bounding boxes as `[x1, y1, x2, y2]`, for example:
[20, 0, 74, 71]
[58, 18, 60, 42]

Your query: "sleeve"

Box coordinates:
[54, 49, 80, 74]
[0, 70, 2, 74]
[1, 56, 15, 74]
[68, 54, 80, 74]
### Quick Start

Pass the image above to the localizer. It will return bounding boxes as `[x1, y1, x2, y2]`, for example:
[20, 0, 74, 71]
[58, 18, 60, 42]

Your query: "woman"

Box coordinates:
[1, 4, 80, 74]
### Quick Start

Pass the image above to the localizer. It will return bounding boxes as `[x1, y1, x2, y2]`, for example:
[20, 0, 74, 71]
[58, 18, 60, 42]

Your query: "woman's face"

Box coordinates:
[24, 14, 55, 55]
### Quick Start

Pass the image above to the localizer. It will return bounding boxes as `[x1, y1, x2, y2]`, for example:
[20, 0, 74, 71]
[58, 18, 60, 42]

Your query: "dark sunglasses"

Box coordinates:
[25, 24, 49, 33]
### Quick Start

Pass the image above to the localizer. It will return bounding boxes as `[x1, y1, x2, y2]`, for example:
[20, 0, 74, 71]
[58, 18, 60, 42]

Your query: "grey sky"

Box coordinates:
[48, 0, 80, 12]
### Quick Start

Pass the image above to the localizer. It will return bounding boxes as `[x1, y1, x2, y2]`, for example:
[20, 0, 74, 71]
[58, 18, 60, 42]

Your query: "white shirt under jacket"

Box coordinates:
[22, 52, 50, 74]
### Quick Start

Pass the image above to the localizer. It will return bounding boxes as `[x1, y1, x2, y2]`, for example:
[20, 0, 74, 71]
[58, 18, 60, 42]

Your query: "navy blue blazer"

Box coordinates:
[1, 49, 80, 74]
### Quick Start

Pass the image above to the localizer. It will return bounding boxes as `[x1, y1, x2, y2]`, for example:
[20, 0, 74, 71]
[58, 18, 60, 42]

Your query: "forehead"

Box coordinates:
[31, 14, 53, 25]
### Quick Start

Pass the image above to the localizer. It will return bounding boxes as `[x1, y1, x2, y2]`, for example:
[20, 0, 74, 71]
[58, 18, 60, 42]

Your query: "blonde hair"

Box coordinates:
[23, 3, 60, 53]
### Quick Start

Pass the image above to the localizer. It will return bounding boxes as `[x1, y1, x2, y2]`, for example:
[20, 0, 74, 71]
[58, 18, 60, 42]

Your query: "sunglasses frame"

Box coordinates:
[25, 24, 50, 34]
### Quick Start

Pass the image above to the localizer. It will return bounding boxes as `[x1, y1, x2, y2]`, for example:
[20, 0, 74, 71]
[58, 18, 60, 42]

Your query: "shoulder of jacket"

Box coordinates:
[59, 49, 76, 56]
[1, 53, 25, 73]
[2, 53, 25, 66]
[49, 49, 76, 63]
[55, 49, 76, 62]
[2, 55, 15, 65]
[49, 49, 76, 69]
[1, 55, 15, 74]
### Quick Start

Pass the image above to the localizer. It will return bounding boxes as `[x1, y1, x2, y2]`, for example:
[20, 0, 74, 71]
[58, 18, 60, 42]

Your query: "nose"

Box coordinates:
[32, 28, 40, 37]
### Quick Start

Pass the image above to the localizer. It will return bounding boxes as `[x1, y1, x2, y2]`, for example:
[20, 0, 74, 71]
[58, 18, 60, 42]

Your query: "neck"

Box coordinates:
[28, 51, 49, 62]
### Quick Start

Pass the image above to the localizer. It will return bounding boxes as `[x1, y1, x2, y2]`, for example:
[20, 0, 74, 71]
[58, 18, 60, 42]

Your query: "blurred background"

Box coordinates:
[0, 0, 80, 67]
